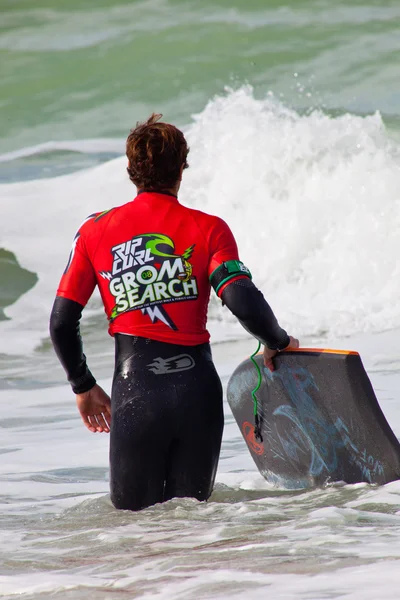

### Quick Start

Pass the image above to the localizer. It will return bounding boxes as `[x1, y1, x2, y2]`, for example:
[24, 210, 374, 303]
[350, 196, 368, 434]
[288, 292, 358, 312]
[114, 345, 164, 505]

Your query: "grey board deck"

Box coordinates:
[227, 349, 400, 488]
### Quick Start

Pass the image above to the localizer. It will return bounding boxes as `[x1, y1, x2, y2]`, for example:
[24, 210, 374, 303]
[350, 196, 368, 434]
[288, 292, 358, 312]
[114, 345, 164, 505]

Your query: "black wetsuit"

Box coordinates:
[50, 279, 289, 511]
[110, 335, 223, 510]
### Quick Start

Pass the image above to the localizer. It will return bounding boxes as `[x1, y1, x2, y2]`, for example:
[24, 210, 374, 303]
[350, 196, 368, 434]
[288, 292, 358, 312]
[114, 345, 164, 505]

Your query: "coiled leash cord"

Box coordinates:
[250, 341, 263, 442]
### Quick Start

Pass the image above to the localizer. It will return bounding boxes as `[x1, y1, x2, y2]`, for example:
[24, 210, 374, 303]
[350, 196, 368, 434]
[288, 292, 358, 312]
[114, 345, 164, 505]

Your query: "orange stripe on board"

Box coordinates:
[253, 347, 359, 357]
[283, 347, 358, 356]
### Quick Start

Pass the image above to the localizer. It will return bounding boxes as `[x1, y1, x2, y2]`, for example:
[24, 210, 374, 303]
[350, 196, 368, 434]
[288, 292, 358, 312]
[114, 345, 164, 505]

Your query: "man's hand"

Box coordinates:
[263, 336, 300, 371]
[76, 384, 112, 433]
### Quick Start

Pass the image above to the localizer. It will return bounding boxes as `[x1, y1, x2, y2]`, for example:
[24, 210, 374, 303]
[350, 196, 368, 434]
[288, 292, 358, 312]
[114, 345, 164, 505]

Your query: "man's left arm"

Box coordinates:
[50, 225, 111, 432]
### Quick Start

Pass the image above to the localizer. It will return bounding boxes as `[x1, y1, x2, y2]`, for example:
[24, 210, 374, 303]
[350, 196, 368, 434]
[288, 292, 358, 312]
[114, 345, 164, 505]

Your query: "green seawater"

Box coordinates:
[1, 0, 400, 164]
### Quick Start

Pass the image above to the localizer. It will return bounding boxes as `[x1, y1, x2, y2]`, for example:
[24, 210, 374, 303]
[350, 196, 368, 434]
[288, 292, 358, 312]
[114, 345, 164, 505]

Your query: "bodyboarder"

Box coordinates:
[50, 114, 299, 511]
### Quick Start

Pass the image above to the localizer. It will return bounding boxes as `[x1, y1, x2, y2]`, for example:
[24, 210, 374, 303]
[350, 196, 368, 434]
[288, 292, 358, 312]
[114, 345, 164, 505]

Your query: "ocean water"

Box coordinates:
[1, 0, 400, 598]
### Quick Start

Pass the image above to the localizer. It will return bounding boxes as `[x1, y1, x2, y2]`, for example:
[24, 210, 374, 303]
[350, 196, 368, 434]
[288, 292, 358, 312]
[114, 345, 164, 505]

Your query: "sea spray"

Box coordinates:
[1, 87, 400, 354]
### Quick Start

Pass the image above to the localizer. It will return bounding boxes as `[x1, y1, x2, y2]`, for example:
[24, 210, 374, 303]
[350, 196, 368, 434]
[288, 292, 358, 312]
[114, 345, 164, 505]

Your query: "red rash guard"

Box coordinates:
[56, 192, 242, 345]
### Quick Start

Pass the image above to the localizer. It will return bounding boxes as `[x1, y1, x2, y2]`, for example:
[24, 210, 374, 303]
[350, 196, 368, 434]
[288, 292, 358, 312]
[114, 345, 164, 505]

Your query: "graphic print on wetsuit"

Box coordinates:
[147, 354, 196, 374]
[99, 233, 197, 330]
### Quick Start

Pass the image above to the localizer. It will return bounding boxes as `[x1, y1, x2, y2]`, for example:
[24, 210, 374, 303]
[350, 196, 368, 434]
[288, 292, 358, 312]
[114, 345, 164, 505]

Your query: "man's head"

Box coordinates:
[126, 113, 189, 192]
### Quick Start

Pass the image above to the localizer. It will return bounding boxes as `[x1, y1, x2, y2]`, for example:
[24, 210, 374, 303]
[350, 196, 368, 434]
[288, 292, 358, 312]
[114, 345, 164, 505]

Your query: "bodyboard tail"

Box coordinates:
[227, 349, 400, 488]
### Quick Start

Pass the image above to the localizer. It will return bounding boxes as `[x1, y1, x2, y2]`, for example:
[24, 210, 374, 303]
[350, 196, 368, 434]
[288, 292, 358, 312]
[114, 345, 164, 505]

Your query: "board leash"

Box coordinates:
[250, 341, 263, 442]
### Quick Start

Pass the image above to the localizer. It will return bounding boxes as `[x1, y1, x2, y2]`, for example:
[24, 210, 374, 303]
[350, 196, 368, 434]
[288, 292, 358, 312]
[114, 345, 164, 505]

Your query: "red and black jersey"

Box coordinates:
[56, 192, 243, 345]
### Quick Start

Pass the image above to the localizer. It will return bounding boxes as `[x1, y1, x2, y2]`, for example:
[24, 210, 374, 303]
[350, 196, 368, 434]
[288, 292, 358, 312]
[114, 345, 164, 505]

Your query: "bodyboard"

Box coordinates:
[227, 349, 400, 488]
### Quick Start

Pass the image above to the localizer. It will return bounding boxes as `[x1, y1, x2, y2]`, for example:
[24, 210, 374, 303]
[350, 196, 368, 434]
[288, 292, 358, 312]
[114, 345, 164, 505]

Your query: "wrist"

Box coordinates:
[70, 369, 96, 394]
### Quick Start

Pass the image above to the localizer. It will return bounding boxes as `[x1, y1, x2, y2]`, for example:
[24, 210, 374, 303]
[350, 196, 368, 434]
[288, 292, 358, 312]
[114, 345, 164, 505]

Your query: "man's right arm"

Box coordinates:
[208, 217, 298, 362]
[219, 276, 290, 350]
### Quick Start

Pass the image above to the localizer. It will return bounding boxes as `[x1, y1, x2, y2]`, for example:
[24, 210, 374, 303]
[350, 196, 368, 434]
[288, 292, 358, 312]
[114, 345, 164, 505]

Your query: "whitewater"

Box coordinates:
[1, 86, 400, 599]
[2, 88, 400, 358]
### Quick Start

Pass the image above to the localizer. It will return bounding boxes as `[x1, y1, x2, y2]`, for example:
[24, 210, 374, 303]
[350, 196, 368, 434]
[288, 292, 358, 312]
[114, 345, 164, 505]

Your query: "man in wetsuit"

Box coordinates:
[50, 114, 299, 511]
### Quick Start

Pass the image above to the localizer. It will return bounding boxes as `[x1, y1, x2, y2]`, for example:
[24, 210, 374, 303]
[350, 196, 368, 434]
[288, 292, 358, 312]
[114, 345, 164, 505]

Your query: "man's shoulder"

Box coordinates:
[179, 203, 227, 230]
[78, 207, 118, 236]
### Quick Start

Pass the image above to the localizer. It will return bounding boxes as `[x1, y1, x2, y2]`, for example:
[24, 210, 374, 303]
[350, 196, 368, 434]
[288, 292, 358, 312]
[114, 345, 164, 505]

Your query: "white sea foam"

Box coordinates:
[1, 86, 400, 354]
[185, 86, 400, 337]
[1, 365, 400, 600]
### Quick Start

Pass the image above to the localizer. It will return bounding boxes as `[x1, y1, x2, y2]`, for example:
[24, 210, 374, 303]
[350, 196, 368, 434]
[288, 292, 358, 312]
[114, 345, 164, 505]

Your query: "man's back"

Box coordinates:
[57, 191, 239, 345]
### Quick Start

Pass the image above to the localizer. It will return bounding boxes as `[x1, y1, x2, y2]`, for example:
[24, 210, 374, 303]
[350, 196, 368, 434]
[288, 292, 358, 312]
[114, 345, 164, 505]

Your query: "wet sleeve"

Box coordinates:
[49, 296, 96, 393]
[50, 225, 97, 393]
[220, 278, 290, 350]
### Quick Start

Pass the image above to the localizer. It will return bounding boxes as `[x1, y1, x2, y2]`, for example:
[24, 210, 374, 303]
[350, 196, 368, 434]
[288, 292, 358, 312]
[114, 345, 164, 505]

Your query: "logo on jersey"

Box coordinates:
[147, 354, 195, 374]
[101, 234, 197, 329]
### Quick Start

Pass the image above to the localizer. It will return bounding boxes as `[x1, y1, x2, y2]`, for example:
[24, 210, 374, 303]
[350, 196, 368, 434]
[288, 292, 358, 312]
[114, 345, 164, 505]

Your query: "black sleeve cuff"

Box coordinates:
[70, 367, 96, 394]
[268, 332, 290, 351]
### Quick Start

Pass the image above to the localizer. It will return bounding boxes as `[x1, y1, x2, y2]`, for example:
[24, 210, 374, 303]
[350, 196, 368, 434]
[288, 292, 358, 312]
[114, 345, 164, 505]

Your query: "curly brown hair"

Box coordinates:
[126, 113, 189, 191]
